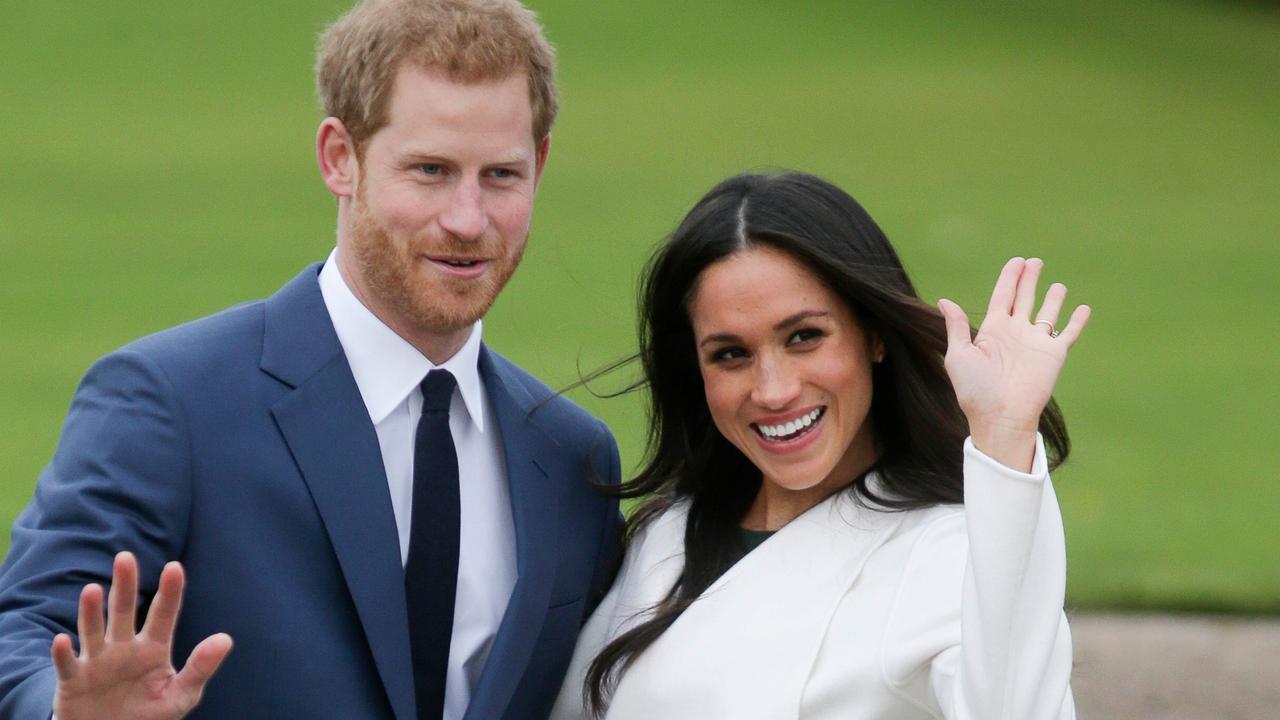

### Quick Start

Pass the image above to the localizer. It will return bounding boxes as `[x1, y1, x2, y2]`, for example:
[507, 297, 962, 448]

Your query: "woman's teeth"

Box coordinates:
[756, 408, 823, 441]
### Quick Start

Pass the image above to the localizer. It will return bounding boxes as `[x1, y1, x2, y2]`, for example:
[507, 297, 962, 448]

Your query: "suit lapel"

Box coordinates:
[262, 265, 417, 720]
[608, 491, 905, 719]
[463, 347, 565, 720]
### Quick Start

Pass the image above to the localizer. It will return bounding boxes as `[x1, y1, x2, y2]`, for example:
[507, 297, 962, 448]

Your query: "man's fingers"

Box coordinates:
[105, 551, 140, 643]
[175, 633, 234, 699]
[1056, 304, 1092, 346]
[140, 561, 186, 644]
[77, 583, 106, 658]
[986, 257, 1025, 317]
[1012, 257, 1043, 320]
[937, 299, 973, 353]
[51, 633, 79, 683]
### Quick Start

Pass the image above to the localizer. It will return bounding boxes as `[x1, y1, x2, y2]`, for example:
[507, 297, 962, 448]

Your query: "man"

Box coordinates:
[0, 1, 621, 718]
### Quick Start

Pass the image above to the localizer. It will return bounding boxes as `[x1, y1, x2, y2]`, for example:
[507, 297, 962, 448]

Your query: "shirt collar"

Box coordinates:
[318, 249, 487, 432]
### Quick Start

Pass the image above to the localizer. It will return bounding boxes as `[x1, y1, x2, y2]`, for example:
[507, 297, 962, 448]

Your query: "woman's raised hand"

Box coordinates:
[51, 552, 232, 720]
[937, 257, 1091, 472]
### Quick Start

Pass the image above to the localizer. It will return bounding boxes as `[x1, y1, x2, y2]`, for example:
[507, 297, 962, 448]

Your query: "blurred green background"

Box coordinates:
[1, 0, 1277, 612]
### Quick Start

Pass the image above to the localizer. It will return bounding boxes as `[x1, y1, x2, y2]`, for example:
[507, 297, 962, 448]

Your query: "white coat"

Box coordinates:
[551, 436, 1075, 719]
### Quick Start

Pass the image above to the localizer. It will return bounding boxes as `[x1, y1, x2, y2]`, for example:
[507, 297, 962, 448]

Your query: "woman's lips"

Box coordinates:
[750, 407, 826, 454]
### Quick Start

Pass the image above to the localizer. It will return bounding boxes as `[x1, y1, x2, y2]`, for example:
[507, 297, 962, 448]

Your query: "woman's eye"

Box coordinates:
[710, 347, 747, 363]
[787, 328, 824, 346]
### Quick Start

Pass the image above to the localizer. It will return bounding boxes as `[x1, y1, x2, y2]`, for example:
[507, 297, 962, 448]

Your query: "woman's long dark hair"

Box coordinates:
[583, 171, 1070, 715]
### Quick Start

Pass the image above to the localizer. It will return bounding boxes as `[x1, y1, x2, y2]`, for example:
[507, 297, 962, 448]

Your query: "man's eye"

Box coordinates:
[420, 164, 443, 175]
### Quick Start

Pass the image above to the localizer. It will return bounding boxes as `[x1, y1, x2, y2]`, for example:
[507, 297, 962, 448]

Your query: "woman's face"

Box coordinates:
[689, 245, 883, 497]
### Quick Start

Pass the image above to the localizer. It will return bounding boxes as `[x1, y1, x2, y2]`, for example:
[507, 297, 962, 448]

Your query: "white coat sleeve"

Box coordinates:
[886, 435, 1075, 719]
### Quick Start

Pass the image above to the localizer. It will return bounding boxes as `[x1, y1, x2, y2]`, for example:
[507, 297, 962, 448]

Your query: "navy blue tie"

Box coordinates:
[406, 369, 460, 720]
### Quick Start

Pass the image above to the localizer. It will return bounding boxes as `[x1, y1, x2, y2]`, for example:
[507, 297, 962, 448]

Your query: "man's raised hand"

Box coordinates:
[51, 552, 232, 720]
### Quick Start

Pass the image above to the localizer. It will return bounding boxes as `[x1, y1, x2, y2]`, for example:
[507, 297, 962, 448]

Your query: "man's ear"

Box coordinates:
[317, 117, 358, 198]
[532, 135, 551, 188]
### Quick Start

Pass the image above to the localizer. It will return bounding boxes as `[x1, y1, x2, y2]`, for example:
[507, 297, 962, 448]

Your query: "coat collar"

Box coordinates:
[607, 488, 906, 719]
[462, 347, 568, 720]
[263, 264, 417, 720]
[261, 265, 569, 720]
[260, 263, 339, 389]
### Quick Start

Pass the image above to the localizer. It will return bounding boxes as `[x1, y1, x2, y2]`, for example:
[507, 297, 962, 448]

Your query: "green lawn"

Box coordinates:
[2, 0, 1277, 612]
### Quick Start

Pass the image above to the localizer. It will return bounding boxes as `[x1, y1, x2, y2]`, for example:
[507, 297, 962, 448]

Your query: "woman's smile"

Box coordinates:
[751, 406, 826, 451]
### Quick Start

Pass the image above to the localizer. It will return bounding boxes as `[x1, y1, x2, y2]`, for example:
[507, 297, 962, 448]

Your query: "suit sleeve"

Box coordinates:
[585, 419, 624, 617]
[883, 435, 1075, 719]
[550, 497, 653, 720]
[0, 349, 193, 720]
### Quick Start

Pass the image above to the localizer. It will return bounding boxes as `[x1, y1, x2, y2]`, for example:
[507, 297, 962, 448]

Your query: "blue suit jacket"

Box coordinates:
[0, 264, 622, 720]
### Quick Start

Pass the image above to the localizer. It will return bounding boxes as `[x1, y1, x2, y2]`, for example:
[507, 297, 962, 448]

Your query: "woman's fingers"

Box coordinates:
[1034, 282, 1068, 335]
[1055, 304, 1093, 346]
[77, 582, 106, 659]
[986, 257, 1025, 317]
[937, 298, 973, 352]
[105, 552, 139, 643]
[1012, 257, 1044, 320]
[998, 259, 1083, 342]
[140, 562, 186, 644]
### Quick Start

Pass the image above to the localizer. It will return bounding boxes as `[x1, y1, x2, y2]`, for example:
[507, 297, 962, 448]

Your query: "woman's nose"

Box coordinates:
[749, 357, 800, 410]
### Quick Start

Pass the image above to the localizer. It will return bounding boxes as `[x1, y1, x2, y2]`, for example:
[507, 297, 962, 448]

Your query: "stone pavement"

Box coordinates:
[1071, 612, 1280, 719]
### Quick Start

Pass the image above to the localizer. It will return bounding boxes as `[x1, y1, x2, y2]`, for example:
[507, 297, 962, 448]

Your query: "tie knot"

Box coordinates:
[420, 369, 456, 413]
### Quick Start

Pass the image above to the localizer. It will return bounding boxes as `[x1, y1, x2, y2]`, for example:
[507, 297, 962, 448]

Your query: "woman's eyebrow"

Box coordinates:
[773, 310, 829, 331]
[698, 310, 830, 348]
[698, 332, 741, 349]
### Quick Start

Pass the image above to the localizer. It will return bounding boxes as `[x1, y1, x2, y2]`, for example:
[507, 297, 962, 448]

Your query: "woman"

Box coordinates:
[552, 172, 1089, 719]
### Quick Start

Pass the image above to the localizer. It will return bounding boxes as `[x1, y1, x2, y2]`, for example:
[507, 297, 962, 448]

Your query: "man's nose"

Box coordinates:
[750, 357, 800, 410]
[437, 179, 488, 242]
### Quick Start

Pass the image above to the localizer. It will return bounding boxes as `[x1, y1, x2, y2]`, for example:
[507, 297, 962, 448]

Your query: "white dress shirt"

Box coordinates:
[320, 250, 518, 720]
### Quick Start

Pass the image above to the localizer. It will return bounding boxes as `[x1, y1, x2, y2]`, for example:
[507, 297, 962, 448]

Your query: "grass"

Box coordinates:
[1, 0, 1277, 612]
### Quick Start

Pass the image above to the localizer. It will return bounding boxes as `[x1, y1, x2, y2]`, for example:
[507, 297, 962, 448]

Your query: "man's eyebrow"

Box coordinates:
[398, 149, 532, 165]
[487, 151, 532, 165]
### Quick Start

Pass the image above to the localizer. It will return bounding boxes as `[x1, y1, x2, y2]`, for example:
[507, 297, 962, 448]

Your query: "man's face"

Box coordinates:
[340, 64, 545, 347]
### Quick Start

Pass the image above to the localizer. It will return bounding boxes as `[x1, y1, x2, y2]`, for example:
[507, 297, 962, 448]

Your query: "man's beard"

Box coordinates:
[347, 186, 526, 338]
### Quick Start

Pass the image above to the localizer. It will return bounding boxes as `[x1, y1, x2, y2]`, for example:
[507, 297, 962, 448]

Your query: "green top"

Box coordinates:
[737, 527, 777, 553]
